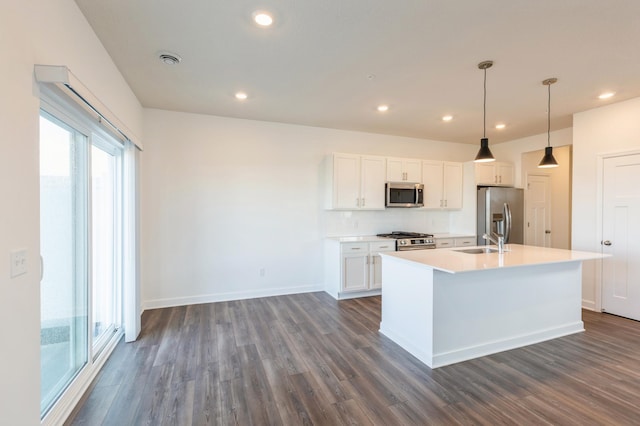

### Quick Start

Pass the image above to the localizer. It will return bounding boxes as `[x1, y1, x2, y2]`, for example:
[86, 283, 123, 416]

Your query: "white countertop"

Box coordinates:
[381, 244, 606, 274]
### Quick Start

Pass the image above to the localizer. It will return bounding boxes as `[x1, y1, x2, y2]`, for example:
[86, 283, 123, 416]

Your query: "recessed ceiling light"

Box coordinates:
[235, 92, 248, 100]
[377, 105, 389, 112]
[495, 123, 506, 129]
[158, 52, 182, 65]
[598, 92, 615, 100]
[253, 12, 273, 27]
[442, 115, 453, 122]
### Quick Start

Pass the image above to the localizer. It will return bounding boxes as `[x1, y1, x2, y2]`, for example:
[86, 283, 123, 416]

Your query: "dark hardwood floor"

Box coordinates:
[66, 292, 640, 425]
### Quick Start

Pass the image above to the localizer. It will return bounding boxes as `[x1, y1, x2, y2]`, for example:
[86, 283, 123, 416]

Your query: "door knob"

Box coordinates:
[602, 240, 612, 246]
[545, 230, 551, 234]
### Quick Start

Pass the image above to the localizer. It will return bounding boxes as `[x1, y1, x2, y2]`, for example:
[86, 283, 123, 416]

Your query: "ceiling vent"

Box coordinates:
[158, 52, 182, 65]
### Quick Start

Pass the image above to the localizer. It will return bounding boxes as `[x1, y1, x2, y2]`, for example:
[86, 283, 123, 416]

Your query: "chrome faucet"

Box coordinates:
[483, 232, 505, 254]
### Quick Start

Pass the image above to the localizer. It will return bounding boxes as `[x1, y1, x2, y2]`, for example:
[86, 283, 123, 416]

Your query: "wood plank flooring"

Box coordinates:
[66, 292, 640, 425]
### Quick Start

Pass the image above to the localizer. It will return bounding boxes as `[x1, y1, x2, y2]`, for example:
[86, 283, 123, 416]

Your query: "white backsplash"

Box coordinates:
[324, 209, 452, 237]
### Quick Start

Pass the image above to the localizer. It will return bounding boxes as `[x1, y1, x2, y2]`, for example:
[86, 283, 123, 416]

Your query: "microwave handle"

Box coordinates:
[415, 186, 420, 205]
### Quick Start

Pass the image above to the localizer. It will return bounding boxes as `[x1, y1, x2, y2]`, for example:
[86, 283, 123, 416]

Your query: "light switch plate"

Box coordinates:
[10, 249, 27, 278]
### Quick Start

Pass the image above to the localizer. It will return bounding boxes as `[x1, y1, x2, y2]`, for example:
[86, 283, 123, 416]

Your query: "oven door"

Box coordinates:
[386, 182, 424, 207]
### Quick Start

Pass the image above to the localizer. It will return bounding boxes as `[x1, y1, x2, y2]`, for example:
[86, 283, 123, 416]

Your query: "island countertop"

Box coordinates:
[381, 244, 606, 274]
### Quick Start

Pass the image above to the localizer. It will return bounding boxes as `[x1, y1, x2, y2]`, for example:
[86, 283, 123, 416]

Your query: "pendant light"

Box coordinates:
[538, 78, 559, 168]
[474, 60, 496, 163]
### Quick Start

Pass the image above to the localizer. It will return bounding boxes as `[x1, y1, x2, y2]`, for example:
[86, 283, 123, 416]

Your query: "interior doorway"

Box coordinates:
[601, 153, 640, 321]
[525, 174, 551, 247]
[520, 145, 572, 249]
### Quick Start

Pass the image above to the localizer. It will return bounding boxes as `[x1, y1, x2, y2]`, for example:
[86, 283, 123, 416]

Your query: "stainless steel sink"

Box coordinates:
[454, 247, 500, 254]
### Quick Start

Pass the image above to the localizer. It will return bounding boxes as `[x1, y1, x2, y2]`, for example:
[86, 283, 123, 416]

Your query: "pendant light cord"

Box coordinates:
[483, 67, 487, 138]
[547, 82, 551, 147]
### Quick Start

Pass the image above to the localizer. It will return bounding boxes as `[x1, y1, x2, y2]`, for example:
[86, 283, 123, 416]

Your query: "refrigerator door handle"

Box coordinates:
[504, 203, 512, 243]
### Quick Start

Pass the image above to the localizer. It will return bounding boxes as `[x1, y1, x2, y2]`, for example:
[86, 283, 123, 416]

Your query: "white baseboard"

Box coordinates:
[381, 321, 584, 369]
[431, 322, 585, 368]
[142, 284, 324, 310]
[582, 299, 597, 311]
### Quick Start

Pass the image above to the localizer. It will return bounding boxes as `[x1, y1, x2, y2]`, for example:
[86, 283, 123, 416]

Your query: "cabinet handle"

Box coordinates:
[444, 199, 448, 207]
[350, 247, 361, 250]
[499, 175, 502, 183]
[494, 175, 498, 183]
[362, 198, 365, 207]
[379, 245, 389, 249]
[602, 240, 612, 246]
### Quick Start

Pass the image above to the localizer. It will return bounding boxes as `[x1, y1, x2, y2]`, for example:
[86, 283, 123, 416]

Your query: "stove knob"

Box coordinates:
[399, 240, 407, 245]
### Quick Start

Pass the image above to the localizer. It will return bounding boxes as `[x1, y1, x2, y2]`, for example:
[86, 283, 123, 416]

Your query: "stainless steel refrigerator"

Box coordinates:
[477, 187, 524, 245]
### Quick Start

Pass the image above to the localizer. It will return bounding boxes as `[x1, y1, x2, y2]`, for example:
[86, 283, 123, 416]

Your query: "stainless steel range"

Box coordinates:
[376, 231, 436, 251]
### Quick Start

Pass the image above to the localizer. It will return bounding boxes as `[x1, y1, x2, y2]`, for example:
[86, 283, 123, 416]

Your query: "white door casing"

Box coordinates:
[602, 153, 640, 320]
[525, 174, 551, 247]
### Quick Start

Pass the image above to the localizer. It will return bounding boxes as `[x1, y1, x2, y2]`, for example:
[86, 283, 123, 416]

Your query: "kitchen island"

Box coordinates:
[379, 244, 605, 369]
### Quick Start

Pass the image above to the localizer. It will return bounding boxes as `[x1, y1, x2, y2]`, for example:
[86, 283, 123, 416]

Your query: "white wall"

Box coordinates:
[140, 108, 477, 308]
[0, 0, 142, 423]
[573, 97, 640, 310]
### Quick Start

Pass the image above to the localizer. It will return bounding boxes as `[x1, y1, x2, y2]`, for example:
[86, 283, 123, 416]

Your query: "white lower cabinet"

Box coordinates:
[325, 239, 395, 299]
[435, 236, 476, 249]
[435, 238, 455, 249]
[454, 237, 476, 247]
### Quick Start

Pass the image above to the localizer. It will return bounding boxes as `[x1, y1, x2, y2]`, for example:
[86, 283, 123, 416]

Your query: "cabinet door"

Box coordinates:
[333, 154, 361, 209]
[404, 159, 422, 182]
[422, 160, 444, 208]
[455, 237, 476, 247]
[475, 163, 496, 185]
[497, 163, 515, 186]
[369, 242, 395, 290]
[342, 254, 369, 292]
[435, 238, 455, 249]
[443, 162, 463, 209]
[370, 254, 383, 289]
[386, 158, 404, 181]
[360, 156, 386, 209]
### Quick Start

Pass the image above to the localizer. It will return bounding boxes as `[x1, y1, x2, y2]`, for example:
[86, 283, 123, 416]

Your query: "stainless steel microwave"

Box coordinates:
[385, 182, 424, 207]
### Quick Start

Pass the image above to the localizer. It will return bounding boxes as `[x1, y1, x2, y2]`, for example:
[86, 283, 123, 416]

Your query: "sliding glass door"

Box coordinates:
[91, 141, 121, 355]
[40, 108, 124, 418]
[39, 112, 89, 415]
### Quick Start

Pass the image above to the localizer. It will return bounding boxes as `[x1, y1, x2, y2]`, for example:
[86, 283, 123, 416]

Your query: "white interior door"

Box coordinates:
[525, 174, 551, 247]
[602, 154, 640, 320]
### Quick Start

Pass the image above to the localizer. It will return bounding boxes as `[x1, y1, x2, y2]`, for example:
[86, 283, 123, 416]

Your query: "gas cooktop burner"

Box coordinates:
[376, 231, 434, 239]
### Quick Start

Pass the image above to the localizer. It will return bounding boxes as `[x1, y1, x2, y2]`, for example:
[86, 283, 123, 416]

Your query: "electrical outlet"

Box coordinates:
[10, 249, 28, 278]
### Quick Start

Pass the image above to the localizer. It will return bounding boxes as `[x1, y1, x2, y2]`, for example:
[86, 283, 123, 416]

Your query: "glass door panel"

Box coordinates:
[91, 144, 119, 354]
[39, 113, 88, 416]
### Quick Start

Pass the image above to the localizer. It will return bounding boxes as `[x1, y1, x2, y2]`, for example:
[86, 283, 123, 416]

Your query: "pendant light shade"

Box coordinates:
[538, 78, 559, 168]
[475, 138, 494, 162]
[474, 60, 495, 163]
[538, 146, 559, 168]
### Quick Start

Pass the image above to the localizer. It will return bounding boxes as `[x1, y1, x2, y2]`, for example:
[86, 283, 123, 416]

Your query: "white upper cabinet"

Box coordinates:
[329, 153, 386, 210]
[360, 156, 387, 209]
[386, 157, 422, 182]
[475, 161, 515, 186]
[422, 160, 463, 209]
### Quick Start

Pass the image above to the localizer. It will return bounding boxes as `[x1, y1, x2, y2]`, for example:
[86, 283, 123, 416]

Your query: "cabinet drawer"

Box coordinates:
[341, 242, 369, 253]
[435, 238, 455, 249]
[455, 237, 476, 247]
[369, 241, 395, 252]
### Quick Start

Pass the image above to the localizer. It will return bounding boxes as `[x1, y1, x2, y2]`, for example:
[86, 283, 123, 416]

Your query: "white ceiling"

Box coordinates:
[74, 0, 640, 145]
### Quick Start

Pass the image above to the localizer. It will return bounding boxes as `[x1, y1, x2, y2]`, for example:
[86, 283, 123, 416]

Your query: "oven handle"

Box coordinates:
[398, 246, 436, 251]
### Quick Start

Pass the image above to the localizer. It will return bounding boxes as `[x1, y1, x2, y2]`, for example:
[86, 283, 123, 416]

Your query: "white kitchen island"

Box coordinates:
[379, 244, 605, 369]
